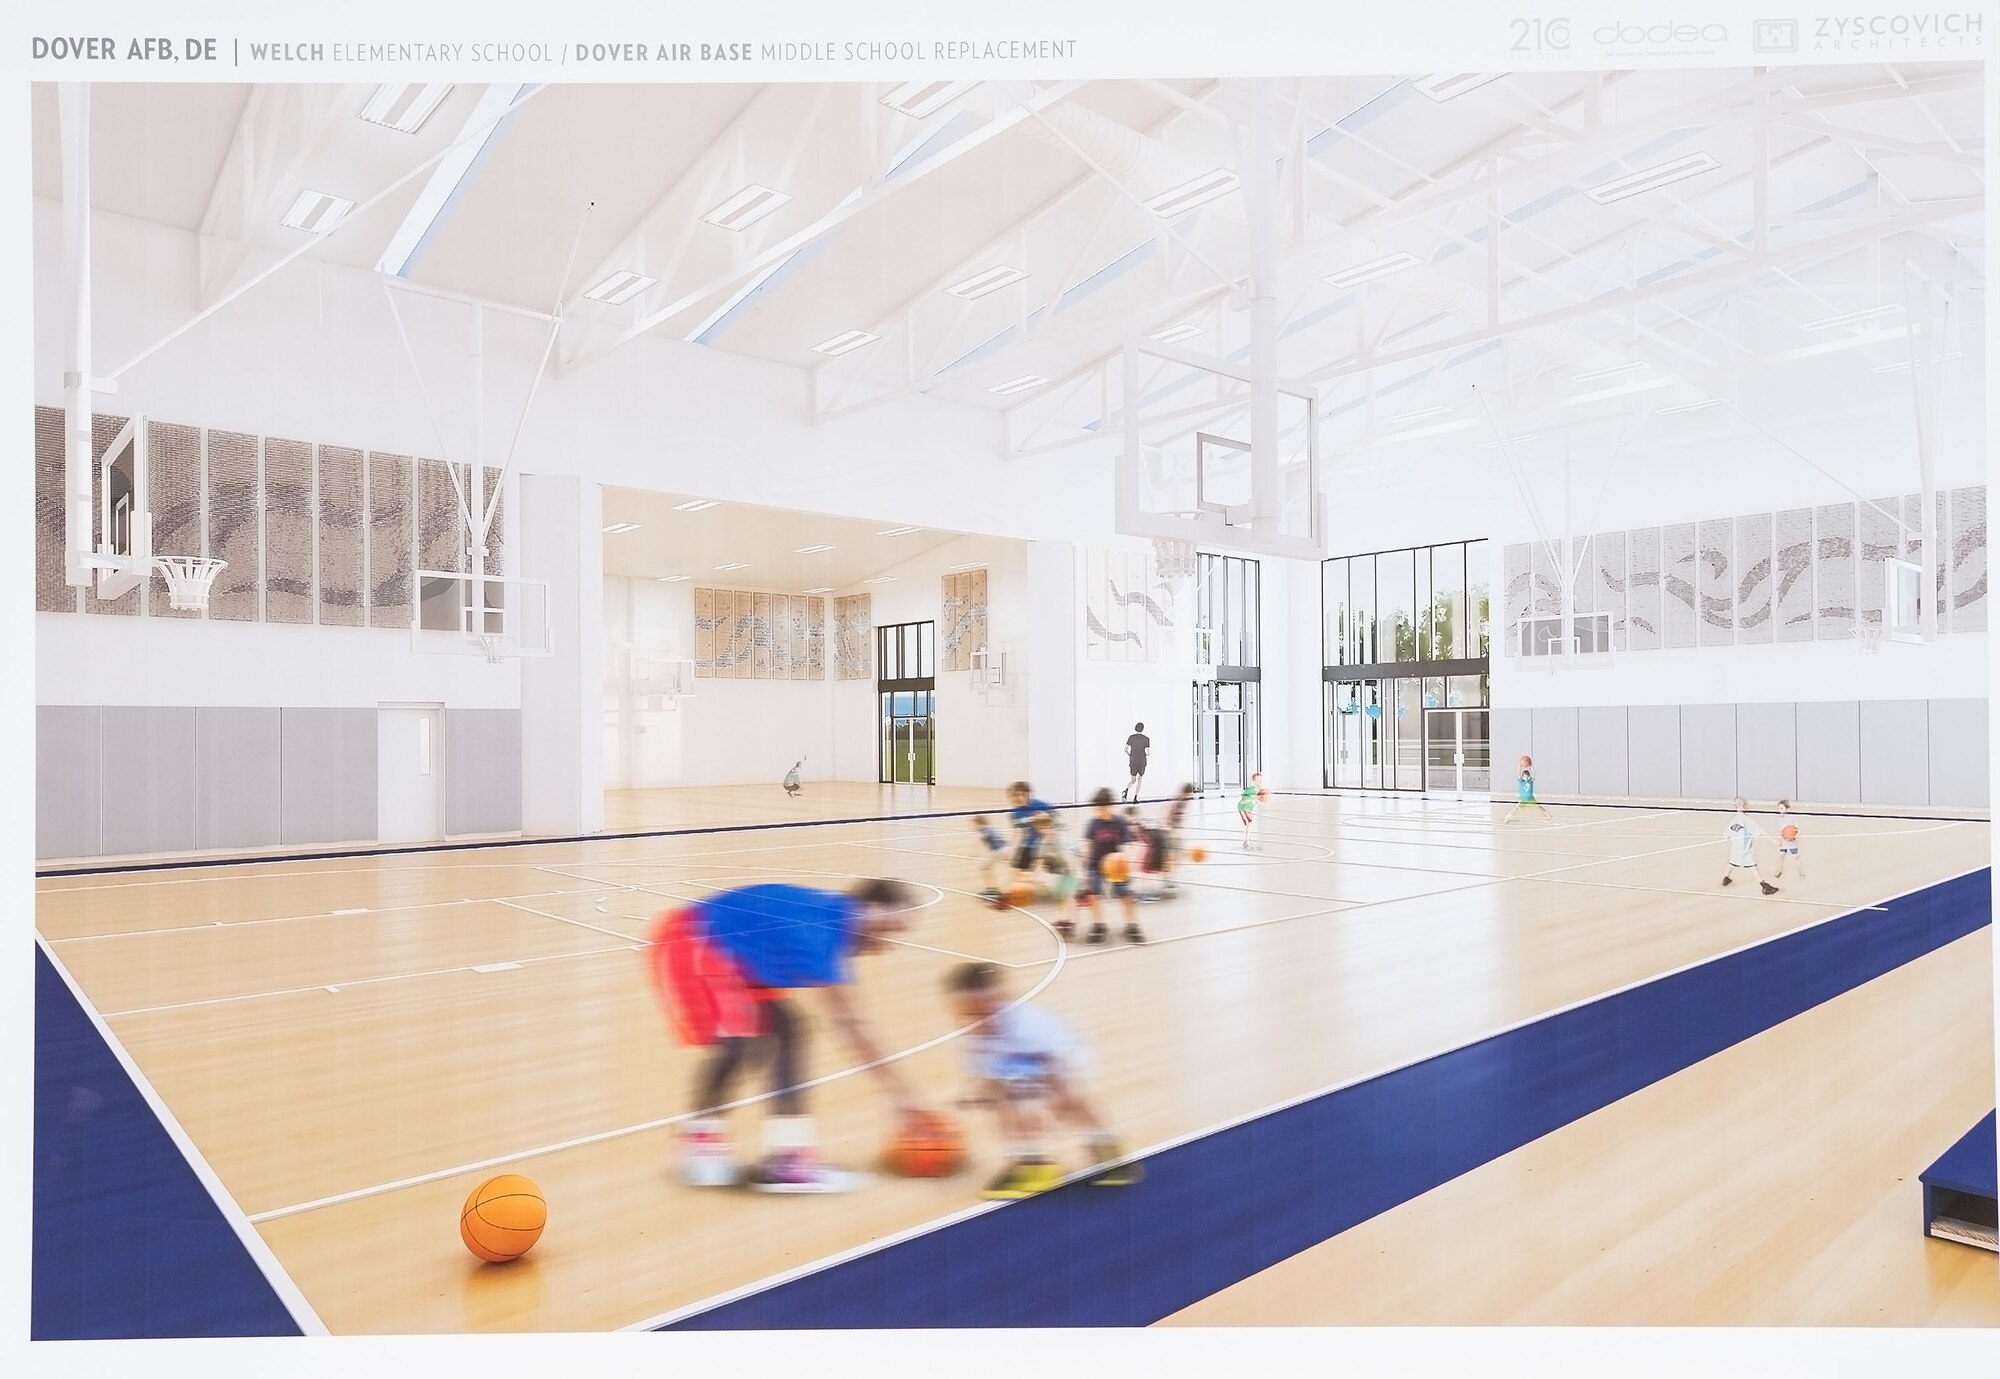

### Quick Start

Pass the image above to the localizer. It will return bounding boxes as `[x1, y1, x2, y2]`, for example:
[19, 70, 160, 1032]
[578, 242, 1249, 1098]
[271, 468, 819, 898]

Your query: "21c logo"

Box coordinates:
[1509, 17, 1572, 51]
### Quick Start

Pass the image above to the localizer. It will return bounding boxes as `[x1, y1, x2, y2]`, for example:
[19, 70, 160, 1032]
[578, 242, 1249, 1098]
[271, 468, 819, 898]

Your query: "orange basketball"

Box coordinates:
[1781, 824, 1799, 842]
[1189, 847, 1207, 864]
[1102, 854, 1131, 883]
[1005, 880, 1036, 907]
[888, 1112, 966, 1178]
[460, 1174, 546, 1263]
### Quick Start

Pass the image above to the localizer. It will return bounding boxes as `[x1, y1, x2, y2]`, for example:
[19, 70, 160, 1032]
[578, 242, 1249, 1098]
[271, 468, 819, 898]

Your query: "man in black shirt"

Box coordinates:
[1122, 722, 1150, 803]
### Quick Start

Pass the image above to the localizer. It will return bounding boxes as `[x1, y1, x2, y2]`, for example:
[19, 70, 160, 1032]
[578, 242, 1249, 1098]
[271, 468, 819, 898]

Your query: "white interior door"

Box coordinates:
[378, 706, 442, 843]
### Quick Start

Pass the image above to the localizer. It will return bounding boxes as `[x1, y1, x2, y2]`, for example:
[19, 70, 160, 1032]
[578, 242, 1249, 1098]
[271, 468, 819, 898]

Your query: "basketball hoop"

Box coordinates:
[154, 556, 227, 613]
[1857, 626, 1882, 656]
[476, 631, 507, 665]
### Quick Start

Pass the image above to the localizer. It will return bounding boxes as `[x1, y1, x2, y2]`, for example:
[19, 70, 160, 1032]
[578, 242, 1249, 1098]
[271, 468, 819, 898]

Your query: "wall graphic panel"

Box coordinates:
[1660, 522, 1697, 649]
[366, 452, 413, 629]
[834, 594, 872, 680]
[82, 413, 138, 616]
[146, 422, 204, 620]
[263, 437, 315, 624]
[1592, 531, 1626, 644]
[1085, 548, 1169, 662]
[1814, 502, 1855, 640]
[1626, 528, 1660, 651]
[1949, 485, 1986, 633]
[1733, 513, 1773, 645]
[1696, 518, 1733, 647]
[694, 588, 716, 675]
[34, 407, 71, 612]
[318, 446, 366, 626]
[206, 430, 261, 623]
[1774, 506, 1814, 643]
[941, 569, 990, 672]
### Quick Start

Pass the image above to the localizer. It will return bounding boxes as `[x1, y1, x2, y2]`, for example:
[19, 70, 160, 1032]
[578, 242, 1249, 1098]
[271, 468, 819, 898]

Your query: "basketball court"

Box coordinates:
[23, 36, 1997, 1361]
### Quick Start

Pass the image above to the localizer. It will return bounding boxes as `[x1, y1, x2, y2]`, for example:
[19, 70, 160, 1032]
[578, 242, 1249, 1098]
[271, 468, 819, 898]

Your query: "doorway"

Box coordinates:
[1423, 708, 1492, 799]
[879, 689, 936, 785]
[1192, 678, 1259, 793]
[377, 705, 442, 843]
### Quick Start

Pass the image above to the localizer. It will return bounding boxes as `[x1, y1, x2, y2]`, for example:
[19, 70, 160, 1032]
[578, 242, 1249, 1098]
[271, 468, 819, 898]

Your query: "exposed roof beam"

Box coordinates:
[559, 81, 1083, 378]
[196, 84, 360, 307]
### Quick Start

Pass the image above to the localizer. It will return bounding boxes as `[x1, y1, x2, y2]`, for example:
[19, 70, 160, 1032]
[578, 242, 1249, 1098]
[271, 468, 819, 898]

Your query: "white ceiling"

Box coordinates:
[601, 487, 1016, 592]
[34, 68, 1985, 478]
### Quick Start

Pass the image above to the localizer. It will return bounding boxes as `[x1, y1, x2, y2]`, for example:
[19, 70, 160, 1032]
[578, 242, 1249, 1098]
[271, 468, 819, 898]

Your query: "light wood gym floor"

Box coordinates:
[35, 791, 1996, 1333]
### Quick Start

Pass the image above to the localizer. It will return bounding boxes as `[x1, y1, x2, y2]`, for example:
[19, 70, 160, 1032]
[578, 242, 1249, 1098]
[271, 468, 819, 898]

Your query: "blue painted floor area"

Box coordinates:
[32, 945, 300, 1339]
[667, 869, 1992, 1329]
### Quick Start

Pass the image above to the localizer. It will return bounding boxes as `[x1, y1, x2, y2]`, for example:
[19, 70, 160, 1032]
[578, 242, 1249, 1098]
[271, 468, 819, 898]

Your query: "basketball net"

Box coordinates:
[155, 556, 227, 613]
[1151, 536, 1197, 585]
[1857, 626, 1882, 656]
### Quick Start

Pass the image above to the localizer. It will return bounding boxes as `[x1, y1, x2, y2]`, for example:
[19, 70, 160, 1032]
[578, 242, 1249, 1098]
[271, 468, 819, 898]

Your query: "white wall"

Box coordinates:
[35, 612, 519, 708]
[603, 535, 1034, 791]
[1072, 543, 1198, 799]
[1258, 557, 1324, 791]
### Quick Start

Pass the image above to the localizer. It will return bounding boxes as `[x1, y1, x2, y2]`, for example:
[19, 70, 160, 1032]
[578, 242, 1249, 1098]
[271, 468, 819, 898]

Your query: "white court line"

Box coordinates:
[101, 940, 640, 1019]
[625, 859, 1993, 1331]
[36, 937, 331, 1335]
[246, 902, 1071, 1225]
[494, 896, 644, 942]
[44, 886, 599, 943]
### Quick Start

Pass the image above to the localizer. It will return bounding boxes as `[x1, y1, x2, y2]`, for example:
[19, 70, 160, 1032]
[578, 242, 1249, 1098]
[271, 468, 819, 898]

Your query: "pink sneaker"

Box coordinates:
[747, 1149, 865, 1194]
[679, 1123, 738, 1187]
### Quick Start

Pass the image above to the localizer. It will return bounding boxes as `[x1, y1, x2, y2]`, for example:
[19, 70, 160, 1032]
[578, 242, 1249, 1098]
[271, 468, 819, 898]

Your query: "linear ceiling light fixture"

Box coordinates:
[794, 544, 835, 554]
[673, 499, 720, 512]
[660, 575, 691, 582]
[282, 189, 354, 234]
[880, 81, 974, 119]
[1586, 152, 1720, 204]
[1477, 434, 1540, 449]
[1144, 169, 1240, 218]
[813, 329, 880, 356]
[1569, 360, 1650, 383]
[1414, 73, 1507, 102]
[877, 526, 920, 537]
[360, 84, 454, 133]
[804, 586, 833, 593]
[1655, 398, 1725, 415]
[1323, 252, 1421, 290]
[714, 562, 750, 572]
[945, 265, 1029, 300]
[584, 270, 657, 305]
[1149, 322, 1205, 345]
[702, 184, 792, 231]
[602, 522, 641, 534]
[988, 375, 1048, 395]
[1387, 405, 1450, 423]
[1872, 352, 1963, 374]
[1801, 303, 1904, 331]
[863, 576, 897, 584]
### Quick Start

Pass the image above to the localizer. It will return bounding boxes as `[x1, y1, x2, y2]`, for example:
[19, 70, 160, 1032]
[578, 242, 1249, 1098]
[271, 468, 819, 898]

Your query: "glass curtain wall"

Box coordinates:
[1321, 541, 1491, 792]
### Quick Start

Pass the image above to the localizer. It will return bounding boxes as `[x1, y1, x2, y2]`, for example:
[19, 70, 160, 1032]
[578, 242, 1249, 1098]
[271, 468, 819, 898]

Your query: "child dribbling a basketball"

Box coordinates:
[971, 814, 1010, 902]
[1774, 799, 1804, 880]
[947, 962, 1139, 1199]
[1503, 756, 1551, 823]
[1237, 772, 1267, 849]
[1081, 788, 1144, 944]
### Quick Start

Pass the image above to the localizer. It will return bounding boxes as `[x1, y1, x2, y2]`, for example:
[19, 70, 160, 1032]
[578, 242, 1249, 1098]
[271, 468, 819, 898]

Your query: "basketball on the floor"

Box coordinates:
[888, 1112, 965, 1178]
[460, 1174, 546, 1263]
[1103, 854, 1131, 883]
[1189, 847, 1207, 863]
[1005, 880, 1036, 907]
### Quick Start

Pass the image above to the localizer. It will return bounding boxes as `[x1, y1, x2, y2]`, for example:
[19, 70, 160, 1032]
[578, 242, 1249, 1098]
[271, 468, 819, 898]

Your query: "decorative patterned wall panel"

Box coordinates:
[318, 446, 365, 627]
[1697, 518, 1733, 647]
[694, 588, 715, 675]
[1529, 542, 1560, 618]
[1660, 522, 1697, 649]
[206, 430, 261, 622]
[34, 407, 72, 612]
[1592, 531, 1626, 645]
[834, 594, 872, 679]
[1813, 502, 1855, 640]
[1085, 548, 1169, 662]
[752, 593, 773, 677]
[1949, 485, 1986, 633]
[366, 452, 413, 628]
[1570, 537, 1594, 615]
[1855, 497, 1901, 629]
[482, 468, 506, 579]
[1627, 528, 1661, 651]
[1501, 543, 1531, 657]
[940, 568, 989, 672]
[263, 438, 314, 624]
[805, 596, 827, 678]
[1733, 514, 1773, 645]
[146, 422, 204, 620]
[1774, 507, 1814, 643]
[83, 413, 138, 616]
[417, 458, 465, 578]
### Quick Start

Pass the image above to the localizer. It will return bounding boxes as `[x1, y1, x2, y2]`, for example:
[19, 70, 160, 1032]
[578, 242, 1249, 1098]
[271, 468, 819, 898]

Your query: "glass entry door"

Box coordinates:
[879, 689, 935, 784]
[1192, 679, 1256, 792]
[1326, 679, 1386, 789]
[1422, 708, 1490, 797]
